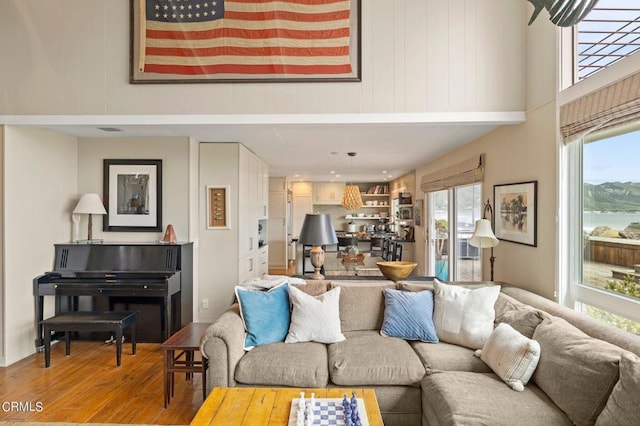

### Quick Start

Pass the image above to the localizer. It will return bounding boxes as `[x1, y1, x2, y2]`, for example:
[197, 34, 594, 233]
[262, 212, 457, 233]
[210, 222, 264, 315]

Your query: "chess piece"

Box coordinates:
[304, 403, 312, 426]
[163, 224, 177, 243]
[297, 391, 306, 426]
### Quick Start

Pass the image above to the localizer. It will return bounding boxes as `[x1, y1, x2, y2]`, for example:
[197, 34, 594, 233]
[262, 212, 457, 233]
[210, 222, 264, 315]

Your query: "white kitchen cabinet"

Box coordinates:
[292, 181, 312, 196]
[257, 160, 269, 220]
[268, 183, 288, 269]
[313, 182, 345, 205]
[292, 194, 313, 239]
[258, 246, 269, 276]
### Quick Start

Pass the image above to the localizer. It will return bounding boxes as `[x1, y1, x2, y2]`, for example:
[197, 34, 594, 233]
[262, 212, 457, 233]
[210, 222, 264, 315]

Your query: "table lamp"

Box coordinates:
[298, 213, 338, 280]
[469, 199, 499, 280]
[73, 193, 107, 242]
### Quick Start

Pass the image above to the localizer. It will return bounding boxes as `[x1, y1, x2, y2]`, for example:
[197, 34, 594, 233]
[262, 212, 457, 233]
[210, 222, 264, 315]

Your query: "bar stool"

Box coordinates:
[392, 243, 403, 261]
[370, 237, 384, 255]
[382, 238, 392, 260]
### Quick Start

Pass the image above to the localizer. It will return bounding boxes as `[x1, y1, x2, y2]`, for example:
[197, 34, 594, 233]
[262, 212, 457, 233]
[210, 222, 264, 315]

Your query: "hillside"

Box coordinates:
[584, 182, 640, 212]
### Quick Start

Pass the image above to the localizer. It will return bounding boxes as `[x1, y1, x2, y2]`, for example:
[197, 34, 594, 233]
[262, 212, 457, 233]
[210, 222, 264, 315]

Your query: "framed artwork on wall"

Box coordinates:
[103, 159, 163, 232]
[414, 200, 423, 227]
[493, 181, 537, 247]
[130, 0, 361, 83]
[207, 185, 231, 229]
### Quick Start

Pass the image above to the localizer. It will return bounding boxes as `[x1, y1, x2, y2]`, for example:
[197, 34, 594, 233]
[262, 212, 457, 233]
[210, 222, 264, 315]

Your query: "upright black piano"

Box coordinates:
[34, 242, 193, 349]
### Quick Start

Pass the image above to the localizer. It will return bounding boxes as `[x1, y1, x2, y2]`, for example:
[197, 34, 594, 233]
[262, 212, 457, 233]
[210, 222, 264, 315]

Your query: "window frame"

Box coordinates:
[561, 129, 640, 324]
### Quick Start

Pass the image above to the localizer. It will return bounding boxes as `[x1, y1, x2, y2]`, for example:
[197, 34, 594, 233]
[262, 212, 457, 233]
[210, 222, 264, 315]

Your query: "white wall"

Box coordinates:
[414, 16, 558, 300]
[0, 0, 526, 116]
[198, 143, 241, 322]
[76, 137, 191, 242]
[415, 102, 557, 299]
[2, 127, 77, 365]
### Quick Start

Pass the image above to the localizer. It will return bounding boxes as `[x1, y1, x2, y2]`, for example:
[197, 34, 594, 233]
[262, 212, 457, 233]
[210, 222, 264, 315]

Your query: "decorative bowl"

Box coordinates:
[356, 213, 365, 217]
[376, 261, 418, 281]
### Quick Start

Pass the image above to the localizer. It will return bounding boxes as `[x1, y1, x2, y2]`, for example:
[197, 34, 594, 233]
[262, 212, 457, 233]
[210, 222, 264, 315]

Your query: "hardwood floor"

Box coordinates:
[0, 341, 202, 424]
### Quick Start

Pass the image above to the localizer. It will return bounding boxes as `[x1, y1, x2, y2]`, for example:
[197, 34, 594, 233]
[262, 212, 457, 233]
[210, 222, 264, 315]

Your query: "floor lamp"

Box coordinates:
[298, 213, 338, 280]
[469, 199, 499, 280]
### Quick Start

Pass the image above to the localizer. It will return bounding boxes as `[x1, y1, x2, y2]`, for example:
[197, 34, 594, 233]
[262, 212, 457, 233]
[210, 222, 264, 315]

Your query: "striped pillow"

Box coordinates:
[475, 322, 541, 391]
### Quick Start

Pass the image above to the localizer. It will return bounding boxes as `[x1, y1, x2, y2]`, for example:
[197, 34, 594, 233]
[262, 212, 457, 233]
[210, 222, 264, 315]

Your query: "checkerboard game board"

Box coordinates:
[287, 397, 369, 426]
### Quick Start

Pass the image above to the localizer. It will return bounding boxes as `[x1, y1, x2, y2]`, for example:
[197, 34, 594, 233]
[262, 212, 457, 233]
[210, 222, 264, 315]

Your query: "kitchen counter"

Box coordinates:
[335, 231, 414, 243]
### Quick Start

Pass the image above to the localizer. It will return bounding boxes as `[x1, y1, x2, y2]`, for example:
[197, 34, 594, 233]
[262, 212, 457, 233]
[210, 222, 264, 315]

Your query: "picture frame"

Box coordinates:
[414, 200, 423, 227]
[130, 0, 361, 83]
[207, 185, 231, 229]
[103, 159, 162, 232]
[494, 181, 537, 247]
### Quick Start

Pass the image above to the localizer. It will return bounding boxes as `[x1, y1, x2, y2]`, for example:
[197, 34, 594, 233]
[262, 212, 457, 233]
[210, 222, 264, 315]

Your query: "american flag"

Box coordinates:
[138, 0, 353, 77]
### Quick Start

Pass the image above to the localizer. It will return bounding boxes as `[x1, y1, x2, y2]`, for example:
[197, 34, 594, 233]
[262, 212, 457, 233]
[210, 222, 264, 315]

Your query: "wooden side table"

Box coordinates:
[40, 311, 138, 368]
[161, 322, 210, 408]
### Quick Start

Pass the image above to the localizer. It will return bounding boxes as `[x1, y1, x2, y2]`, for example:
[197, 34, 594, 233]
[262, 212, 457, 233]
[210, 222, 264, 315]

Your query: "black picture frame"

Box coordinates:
[493, 180, 537, 247]
[103, 159, 162, 232]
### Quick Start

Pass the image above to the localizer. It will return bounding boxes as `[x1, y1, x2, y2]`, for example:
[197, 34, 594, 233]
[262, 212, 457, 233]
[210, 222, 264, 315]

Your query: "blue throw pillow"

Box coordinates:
[381, 288, 439, 343]
[235, 282, 291, 350]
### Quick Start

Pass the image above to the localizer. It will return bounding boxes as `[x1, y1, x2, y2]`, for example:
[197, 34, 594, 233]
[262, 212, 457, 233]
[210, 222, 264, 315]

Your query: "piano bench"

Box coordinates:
[40, 311, 138, 368]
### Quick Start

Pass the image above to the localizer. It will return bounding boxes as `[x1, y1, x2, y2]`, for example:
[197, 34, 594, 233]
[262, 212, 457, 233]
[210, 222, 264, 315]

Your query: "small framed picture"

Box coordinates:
[414, 200, 423, 227]
[207, 185, 230, 229]
[103, 159, 162, 232]
[494, 181, 537, 247]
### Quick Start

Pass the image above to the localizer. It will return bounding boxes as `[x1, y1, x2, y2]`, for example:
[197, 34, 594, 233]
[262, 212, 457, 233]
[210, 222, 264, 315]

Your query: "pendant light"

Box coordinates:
[341, 152, 363, 211]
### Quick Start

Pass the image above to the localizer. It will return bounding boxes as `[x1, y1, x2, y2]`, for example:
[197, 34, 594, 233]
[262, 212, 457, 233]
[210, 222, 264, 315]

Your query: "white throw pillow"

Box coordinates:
[433, 279, 501, 349]
[285, 285, 345, 344]
[474, 323, 541, 391]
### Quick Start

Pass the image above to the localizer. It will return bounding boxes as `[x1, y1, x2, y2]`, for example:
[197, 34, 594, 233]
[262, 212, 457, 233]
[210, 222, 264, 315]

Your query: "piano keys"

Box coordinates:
[34, 242, 193, 349]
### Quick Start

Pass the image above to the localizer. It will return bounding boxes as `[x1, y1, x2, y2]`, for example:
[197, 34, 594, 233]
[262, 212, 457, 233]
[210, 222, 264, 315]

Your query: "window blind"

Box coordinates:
[560, 71, 640, 141]
[420, 154, 484, 193]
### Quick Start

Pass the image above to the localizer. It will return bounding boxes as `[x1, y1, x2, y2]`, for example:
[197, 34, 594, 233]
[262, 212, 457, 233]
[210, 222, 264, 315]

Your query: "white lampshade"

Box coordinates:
[468, 218, 499, 248]
[73, 193, 107, 215]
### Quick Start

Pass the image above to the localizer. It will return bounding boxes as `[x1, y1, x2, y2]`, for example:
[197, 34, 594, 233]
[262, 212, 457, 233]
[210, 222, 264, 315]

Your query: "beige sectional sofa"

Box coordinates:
[200, 279, 640, 426]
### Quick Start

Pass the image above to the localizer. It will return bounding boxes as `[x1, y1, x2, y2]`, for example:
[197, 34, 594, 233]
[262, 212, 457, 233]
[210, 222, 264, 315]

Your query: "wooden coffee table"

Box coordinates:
[191, 387, 383, 425]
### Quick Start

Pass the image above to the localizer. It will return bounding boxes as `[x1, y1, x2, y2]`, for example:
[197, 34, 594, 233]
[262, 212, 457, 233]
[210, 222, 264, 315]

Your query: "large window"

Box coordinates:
[564, 125, 640, 334]
[427, 183, 482, 281]
[571, 1, 640, 83]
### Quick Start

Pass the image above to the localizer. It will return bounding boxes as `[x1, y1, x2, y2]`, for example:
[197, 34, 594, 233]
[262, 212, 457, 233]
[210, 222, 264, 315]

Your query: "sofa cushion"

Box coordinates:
[475, 323, 541, 391]
[235, 341, 329, 388]
[380, 289, 438, 343]
[235, 282, 290, 350]
[328, 330, 425, 386]
[532, 317, 624, 426]
[421, 372, 572, 426]
[495, 305, 548, 339]
[596, 352, 640, 426]
[410, 340, 492, 373]
[332, 284, 394, 332]
[285, 285, 345, 344]
[291, 280, 329, 296]
[433, 280, 501, 349]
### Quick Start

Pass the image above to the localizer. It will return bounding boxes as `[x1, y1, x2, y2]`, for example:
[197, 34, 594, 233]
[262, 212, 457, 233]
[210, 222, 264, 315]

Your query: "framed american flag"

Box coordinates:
[130, 0, 361, 83]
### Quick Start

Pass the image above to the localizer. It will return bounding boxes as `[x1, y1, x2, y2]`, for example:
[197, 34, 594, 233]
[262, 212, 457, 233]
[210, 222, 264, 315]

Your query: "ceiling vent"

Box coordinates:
[97, 127, 123, 132]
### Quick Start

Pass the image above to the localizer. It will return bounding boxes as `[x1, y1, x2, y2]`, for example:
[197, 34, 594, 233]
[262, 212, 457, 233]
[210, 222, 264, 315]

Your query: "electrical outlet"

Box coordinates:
[202, 298, 209, 309]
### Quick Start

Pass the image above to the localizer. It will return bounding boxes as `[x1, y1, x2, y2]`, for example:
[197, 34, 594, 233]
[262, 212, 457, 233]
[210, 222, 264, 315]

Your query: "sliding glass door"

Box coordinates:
[428, 183, 482, 281]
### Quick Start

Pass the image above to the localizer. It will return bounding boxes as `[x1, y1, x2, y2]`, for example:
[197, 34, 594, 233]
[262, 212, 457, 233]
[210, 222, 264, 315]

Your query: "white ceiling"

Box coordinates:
[3, 112, 525, 182]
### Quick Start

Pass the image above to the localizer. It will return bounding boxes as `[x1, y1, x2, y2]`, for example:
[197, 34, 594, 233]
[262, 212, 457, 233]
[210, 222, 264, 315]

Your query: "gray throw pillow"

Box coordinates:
[532, 317, 624, 426]
[596, 351, 640, 426]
